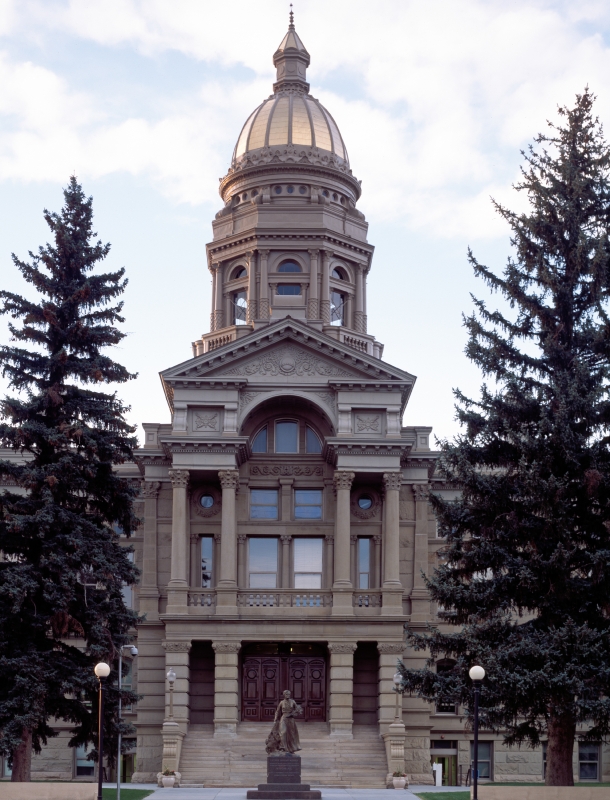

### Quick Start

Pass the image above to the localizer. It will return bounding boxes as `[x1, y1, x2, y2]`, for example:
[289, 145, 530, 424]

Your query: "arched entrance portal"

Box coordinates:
[241, 643, 327, 723]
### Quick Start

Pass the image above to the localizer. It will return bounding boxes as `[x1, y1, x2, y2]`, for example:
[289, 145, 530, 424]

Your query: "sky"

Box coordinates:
[0, 0, 609, 446]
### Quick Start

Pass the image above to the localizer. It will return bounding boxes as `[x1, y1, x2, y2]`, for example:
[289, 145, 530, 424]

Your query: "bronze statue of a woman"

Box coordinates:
[265, 690, 303, 755]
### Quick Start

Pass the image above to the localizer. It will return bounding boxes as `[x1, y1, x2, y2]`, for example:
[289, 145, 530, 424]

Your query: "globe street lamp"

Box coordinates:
[167, 668, 176, 721]
[393, 672, 402, 722]
[117, 646, 138, 800]
[469, 665, 486, 800]
[94, 662, 111, 800]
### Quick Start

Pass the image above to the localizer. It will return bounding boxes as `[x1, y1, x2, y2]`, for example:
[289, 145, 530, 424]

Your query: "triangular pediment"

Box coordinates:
[161, 319, 415, 385]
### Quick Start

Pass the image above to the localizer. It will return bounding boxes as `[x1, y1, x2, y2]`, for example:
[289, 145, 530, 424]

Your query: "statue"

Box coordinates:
[265, 690, 303, 755]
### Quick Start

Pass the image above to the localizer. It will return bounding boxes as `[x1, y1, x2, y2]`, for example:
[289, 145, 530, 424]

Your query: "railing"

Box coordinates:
[353, 593, 382, 608]
[342, 334, 369, 354]
[237, 591, 333, 608]
[187, 591, 216, 608]
[207, 333, 235, 352]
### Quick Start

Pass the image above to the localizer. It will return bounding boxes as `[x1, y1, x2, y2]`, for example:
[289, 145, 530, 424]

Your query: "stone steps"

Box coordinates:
[179, 723, 388, 788]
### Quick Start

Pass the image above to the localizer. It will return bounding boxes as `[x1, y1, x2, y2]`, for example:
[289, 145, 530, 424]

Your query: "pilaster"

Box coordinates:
[382, 472, 403, 614]
[212, 641, 241, 737]
[140, 480, 161, 620]
[258, 249, 270, 321]
[328, 642, 357, 739]
[217, 470, 239, 614]
[332, 471, 354, 615]
[167, 470, 190, 614]
[280, 535, 292, 588]
[307, 248, 319, 319]
[411, 484, 431, 622]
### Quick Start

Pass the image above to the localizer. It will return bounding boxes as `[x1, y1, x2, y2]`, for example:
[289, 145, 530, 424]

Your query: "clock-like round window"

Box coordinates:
[358, 495, 373, 510]
[194, 487, 221, 518]
[200, 494, 214, 509]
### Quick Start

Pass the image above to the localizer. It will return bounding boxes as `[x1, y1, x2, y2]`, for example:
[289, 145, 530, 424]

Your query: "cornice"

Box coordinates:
[207, 232, 374, 262]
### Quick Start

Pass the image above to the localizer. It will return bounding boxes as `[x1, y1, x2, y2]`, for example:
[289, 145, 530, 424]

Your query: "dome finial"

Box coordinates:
[273, 6, 310, 93]
[289, 3, 294, 29]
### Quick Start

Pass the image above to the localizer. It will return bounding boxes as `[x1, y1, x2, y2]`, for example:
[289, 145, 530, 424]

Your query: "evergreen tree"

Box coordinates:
[0, 177, 139, 781]
[397, 91, 610, 787]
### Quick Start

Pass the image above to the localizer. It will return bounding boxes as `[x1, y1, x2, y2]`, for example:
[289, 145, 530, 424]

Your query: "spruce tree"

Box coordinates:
[0, 177, 139, 781]
[397, 90, 610, 787]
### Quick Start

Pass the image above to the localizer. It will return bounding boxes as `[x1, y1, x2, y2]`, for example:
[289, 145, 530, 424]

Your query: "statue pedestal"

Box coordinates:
[246, 755, 321, 799]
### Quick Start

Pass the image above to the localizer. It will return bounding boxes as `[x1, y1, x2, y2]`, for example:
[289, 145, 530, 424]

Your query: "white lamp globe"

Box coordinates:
[393, 672, 402, 686]
[469, 665, 485, 682]
[94, 662, 111, 678]
[167, 668, 176, 684]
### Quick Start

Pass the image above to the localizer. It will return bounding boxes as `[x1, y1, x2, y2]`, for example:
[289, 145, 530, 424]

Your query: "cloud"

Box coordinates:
[0, 0, 609, 237]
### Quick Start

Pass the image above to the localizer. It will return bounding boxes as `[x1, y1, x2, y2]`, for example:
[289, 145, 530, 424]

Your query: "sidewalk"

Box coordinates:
[105, 785, 468, 799]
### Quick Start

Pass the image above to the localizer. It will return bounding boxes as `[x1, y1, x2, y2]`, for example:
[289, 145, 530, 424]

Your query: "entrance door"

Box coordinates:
[241, 655, 326, 722]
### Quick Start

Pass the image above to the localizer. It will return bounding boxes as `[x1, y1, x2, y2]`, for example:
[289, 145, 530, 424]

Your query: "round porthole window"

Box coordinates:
[287, 185, 294, 194]
[358, 495, 373, 510]
[299, 186, 307, 194]
[200, 494, 214, 509]
[275, 186, 282, 194]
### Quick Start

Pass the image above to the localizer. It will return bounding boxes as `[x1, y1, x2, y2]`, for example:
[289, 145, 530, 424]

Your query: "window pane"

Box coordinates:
[306, 426, 322, 453]
[252, 427, 267, 453]
[295, 489, 322, 519]
[294, 538, 323, 572]
[295, 573, 322, 589]
[250, 489, 278, 519]
[76, 744, 95, 776]
[250, 573, 277, 589]
[201, 536, 213, 587]
[234, 290, 247, 325]
[276, 421, 298, 453]
[278, 261, 301, 272]
[330, 290, 345, 326]
[249, 538, 278, 588]
[478, 743, 492, 759]
[358, 538, 370, 572]
[479, 762, 491, 779]
[277, 284, 301, 295]
[358, 573, 369, 589]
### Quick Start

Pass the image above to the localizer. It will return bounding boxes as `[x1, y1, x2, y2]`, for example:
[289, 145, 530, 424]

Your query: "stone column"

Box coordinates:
[237, 534, 247, 589]
[210, 264, 217, 333]
[161, 640, 192, 778]
[320, 251, 331, 323]
[354, 265, 365, 333]
[281, 535, 292, 588]
[372, 534, 382, 589]
[382, 472, 403, 614]
[377, 642, 407, 787]
[217, 469, 239, 613]
[247, 250, 257, 323]
[189, 534, 199, 588]
[307, 249, 319, 319]
[167, 469, 190, 614]
[279, 477, 293, 522]
[332, 471, 355, 615]
[325, 534, 334, 590]
[328, 642, 357, 739]
[350, 535, 358, 588]
[213, 533, 221, 587]
[212, 263, 224, 331]
[258, 249, 270, 321]
[140, 480, 161, 621]
[411, 484, 431, 622]
[212, 641, 241, 738]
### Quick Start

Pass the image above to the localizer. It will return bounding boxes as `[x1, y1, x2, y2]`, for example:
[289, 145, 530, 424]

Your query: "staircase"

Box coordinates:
[179, 722, 388, 788]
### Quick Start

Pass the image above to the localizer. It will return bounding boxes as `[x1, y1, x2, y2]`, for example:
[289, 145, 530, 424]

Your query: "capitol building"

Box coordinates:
[18, 15, 553, 790]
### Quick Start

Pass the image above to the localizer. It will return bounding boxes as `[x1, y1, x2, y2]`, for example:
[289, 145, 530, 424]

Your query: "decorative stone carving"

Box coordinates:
[231, 145, 353, 176]
[212, 642, 242, 653]
[239, 391, 262, 412]
[193, 487, 222, 518]
[356, 414, 380, 432]
[350, 535, 358, 544]
[314, 391, 336, 412]
[327, 643, 357, 654]
[194, 412, 219, 430]
[373, 534, 383, 545]
[219, 470, 240, 491]
[351, 489, 381, 520]
[168, 469, 190, 489]
[280, 535, 293, 544]
[224, 345, 352, 378]
[140, 480, 161, 499]
[214, 533, 222, 543]
[377, 643, 405, 654]
[325, 534, 335, 543]
[237, 534, 247, 544]
[383, 472, 402, 492]
[413, 484, 431, 502]
[162, 641, 192, 653]
[251, 465, 323, 477]
[333, 471, 355, 493]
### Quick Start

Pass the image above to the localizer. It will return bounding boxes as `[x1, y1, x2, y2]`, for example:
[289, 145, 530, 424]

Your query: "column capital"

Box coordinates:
[162, 641, 192, 653]
[212, 641, 242, 654]
[383, 472, 402, 492]
[237, 534, 247, 544]
[214, 533, 222, 543]
[350, 535, 358, 544]
[140, 480, 161, 499]
[325, 534, 335, 543]
[168, 469, 189, 489]
[377, 642, 404, 655]
[412, 483, 431, 502]
[308, 248, 320, 258]
[373, 534, 383, 545]
[190, 534, 199, 543]
[328, 642, 357, 654]
[333, 471, 355, 493]
[258, 249, 270, 258]
[280, 534, 293, 544]
[219, 469, 240, 491]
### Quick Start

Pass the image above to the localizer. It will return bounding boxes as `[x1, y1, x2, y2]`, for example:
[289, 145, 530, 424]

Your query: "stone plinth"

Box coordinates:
[246, 755, 322, 800]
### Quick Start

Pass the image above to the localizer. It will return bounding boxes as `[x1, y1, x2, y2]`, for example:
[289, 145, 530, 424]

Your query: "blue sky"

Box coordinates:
[1, 0, 609, 444]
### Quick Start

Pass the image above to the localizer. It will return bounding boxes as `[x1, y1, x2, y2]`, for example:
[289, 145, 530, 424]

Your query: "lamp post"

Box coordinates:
[94, 662, 111, 800]
[469, 665, 485, 800]
[167, 668, 176, 720]
[393, 672, 402, 722]
[117, 646, 138, 800]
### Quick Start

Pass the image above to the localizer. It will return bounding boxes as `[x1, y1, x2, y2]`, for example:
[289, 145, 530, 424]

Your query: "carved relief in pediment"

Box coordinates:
[219, 345, 354, 379]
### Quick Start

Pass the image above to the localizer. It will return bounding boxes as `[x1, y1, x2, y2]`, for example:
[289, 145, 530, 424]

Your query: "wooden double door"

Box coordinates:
[242, 655, 326, 723]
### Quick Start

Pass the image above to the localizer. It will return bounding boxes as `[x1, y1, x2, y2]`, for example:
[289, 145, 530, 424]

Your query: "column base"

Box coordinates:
[331, 588, 354, 616]
[381, 588, 403, 615]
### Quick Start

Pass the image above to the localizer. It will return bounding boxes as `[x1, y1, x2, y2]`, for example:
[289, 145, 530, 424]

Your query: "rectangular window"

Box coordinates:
[233, 290, 247, 325]
[330, 290, 345, 326]
[120, 551, 134, 608]
[249, 538, 278, 588]
[358, 538, 371, 589]
[579, 743, 600, 781]
[470, 741, 492, 780]
[2, 757, 11, 777]
[75, 744, 95, 777]
[294, 537, 323, 588]
[201, 536, 213, 587]
[294, 489, 323, 520]
[275, 421, 298, 453]
[121, 659, 134, 712]
[250, 489, 279, 520]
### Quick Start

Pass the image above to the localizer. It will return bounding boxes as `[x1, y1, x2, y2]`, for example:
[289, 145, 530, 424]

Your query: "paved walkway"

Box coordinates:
[106, 784, 468, 799]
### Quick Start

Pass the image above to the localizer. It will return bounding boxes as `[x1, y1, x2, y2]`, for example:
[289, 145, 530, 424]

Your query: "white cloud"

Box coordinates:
[0, 0, 609, 237]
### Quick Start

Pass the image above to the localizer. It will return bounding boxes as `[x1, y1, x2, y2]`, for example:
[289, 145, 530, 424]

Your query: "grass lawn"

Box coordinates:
[102, 790, 154, 800]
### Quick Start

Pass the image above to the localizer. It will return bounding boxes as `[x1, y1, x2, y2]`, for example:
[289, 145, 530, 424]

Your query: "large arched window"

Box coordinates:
[277, 260, 302, 273]
[231, 266, 247, 280]
[332, 267, 347, 280]
[249, 422, 323, 455]
[275, 420, 298, 453]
